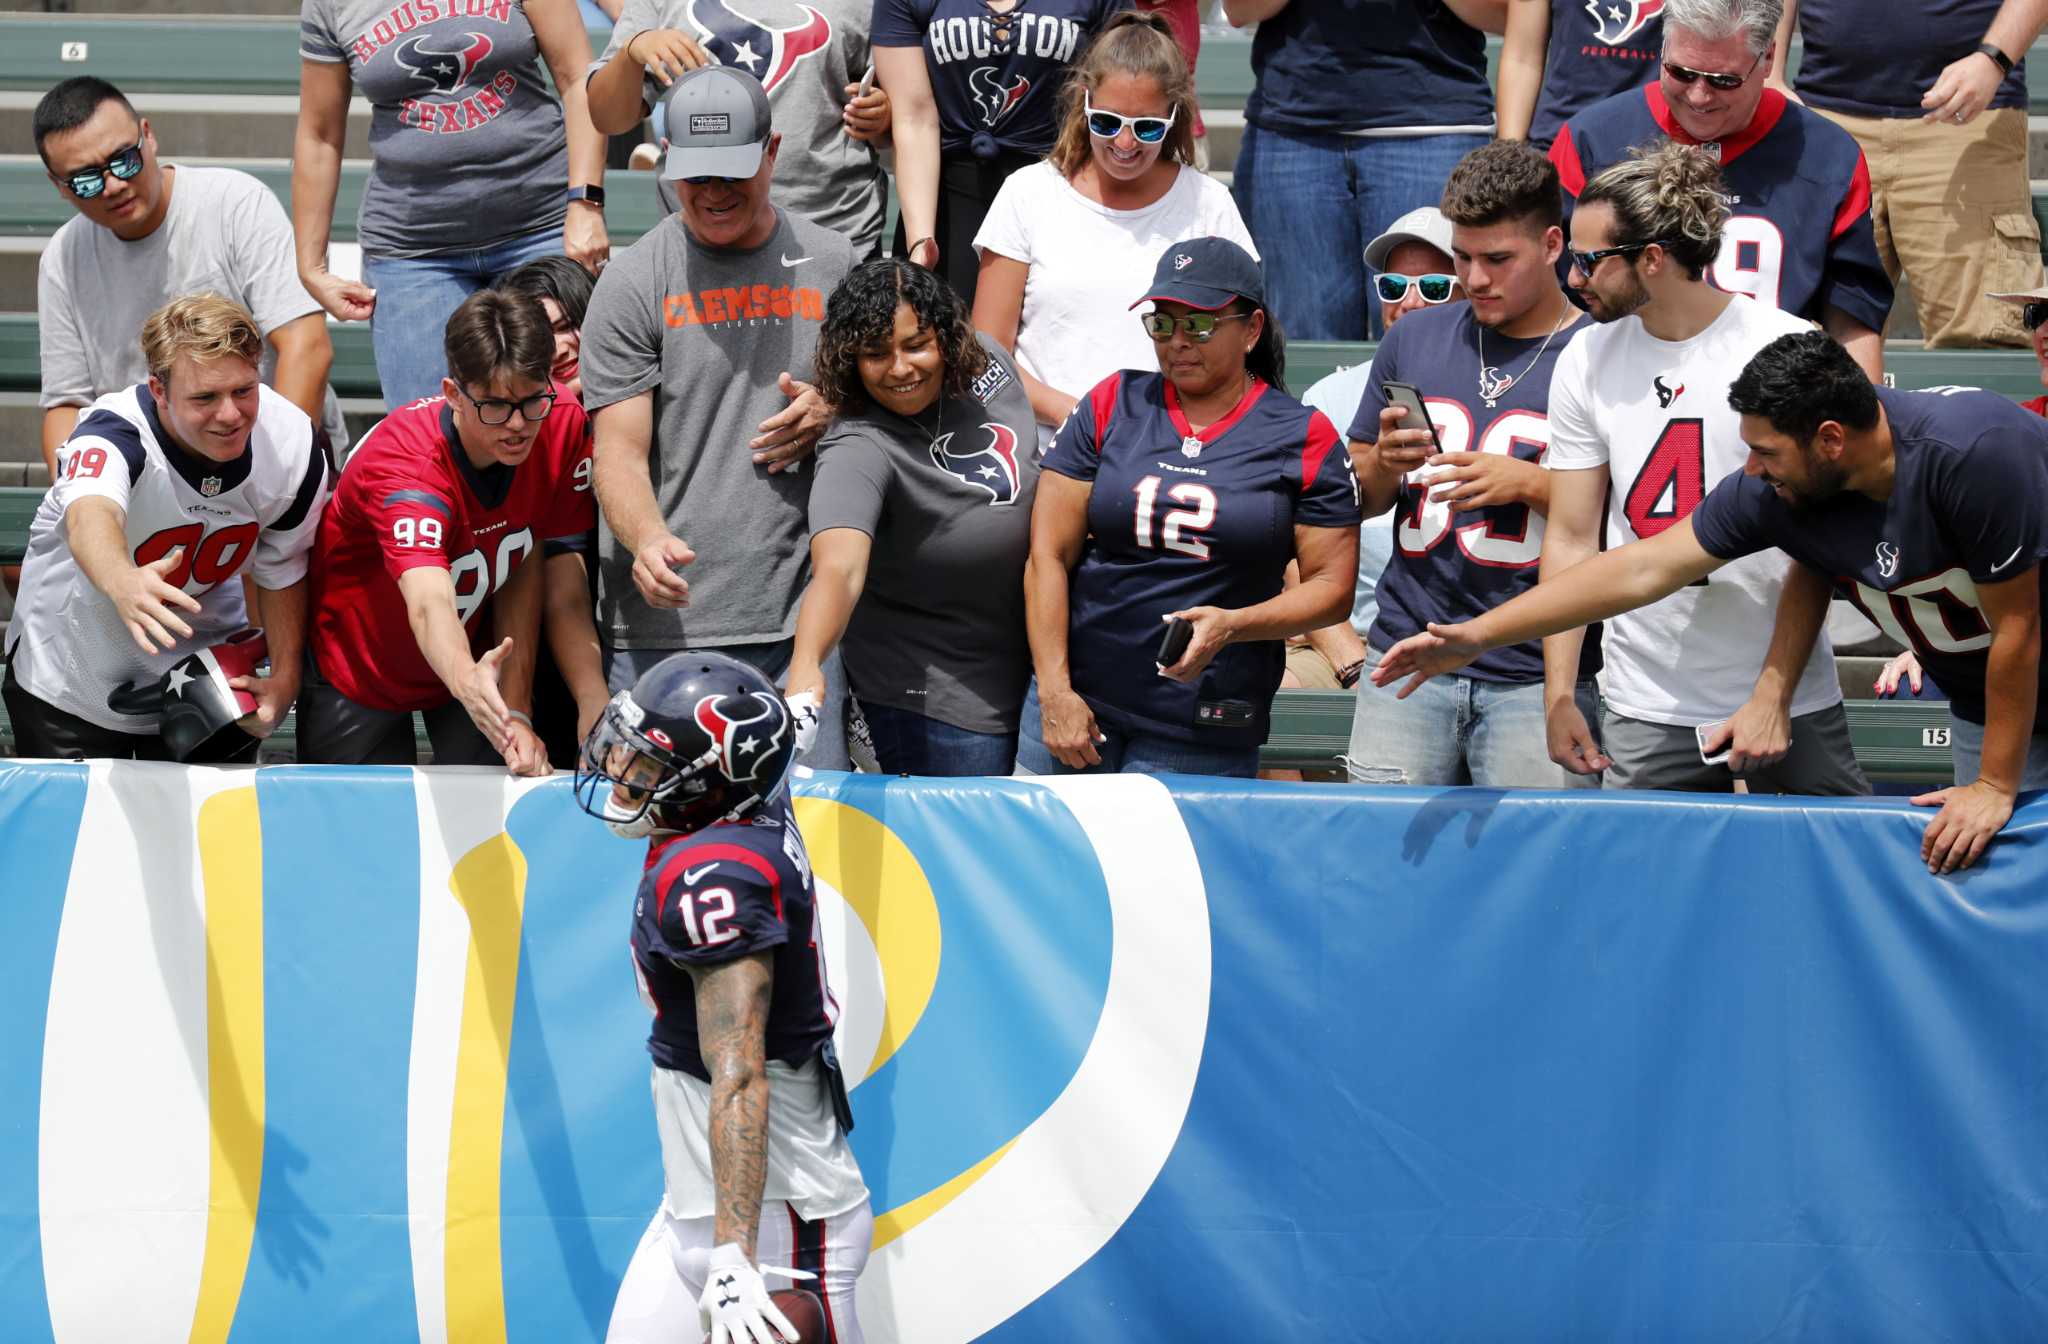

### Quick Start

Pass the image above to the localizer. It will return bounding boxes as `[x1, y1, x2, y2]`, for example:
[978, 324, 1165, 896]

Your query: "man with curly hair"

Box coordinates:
[581, 65, 856, 766]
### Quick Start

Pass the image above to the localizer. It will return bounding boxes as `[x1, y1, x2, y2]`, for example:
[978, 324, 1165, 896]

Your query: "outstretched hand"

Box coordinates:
[1367, 622, 1486, 699]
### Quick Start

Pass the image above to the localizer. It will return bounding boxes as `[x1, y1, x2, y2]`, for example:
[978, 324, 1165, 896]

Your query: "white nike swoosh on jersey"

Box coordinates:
[683, 863, 719, 884]
[1991, 543, 2027, 573]
[780, 254, 811, 267]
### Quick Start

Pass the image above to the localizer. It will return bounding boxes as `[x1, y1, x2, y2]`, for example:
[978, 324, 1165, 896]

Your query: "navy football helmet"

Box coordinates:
[574, 652, 798, 837]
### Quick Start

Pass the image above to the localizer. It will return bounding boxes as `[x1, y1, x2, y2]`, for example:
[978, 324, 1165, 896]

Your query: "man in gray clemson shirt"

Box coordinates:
[582, 65, 855, 766]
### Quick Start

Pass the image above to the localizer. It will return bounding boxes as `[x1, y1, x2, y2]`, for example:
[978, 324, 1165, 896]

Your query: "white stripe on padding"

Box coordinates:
[857, 773, 1212, 1342]
[39, 763, 245, 1343]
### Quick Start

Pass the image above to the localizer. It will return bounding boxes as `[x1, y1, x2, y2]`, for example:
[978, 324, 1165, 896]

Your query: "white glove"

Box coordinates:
[786, 690, 822, 758]
[698, 1242, 811, 1344]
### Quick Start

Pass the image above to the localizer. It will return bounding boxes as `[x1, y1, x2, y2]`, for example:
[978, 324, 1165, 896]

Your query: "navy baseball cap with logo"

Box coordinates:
[658, 65, 773, 181]
[1131, 236, 1267, 313]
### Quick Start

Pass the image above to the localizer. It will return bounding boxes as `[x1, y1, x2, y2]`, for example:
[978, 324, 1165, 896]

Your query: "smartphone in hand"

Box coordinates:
[1157, 616, 1193, 668]
[1380, 380, 1444, 453]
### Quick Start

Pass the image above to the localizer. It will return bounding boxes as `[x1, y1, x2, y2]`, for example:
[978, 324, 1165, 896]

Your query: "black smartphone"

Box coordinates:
[1157, 616, 1193, 667]
[1380, 380, 1444, 453]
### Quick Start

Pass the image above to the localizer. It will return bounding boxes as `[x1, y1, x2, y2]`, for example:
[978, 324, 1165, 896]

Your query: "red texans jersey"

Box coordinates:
[1044, 370, 1362, 747]
[631, 795, 839, 1081]
[1551, 85, 1893, 334]
[308, 391, 594, 712]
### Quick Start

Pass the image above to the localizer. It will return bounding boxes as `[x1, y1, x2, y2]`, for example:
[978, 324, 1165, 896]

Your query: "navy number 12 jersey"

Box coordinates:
[1044, 370, 1362, 747]
[630, 795, 839, 1081]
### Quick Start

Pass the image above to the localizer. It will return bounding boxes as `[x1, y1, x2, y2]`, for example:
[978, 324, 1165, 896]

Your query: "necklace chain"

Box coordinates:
[1476, 307, 1570, 408]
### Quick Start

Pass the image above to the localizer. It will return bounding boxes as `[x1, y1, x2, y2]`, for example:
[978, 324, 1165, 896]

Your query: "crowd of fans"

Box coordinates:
[9, 0, 2048, 870]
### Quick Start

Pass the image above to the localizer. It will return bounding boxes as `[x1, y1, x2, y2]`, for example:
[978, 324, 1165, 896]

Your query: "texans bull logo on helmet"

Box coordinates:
[969, 65, 1030, 128]
[694, 692, 792, 789]
[1586, 0, 1662, 45]
[395, 31, 493, 94]
[686, 0, 832, 94]
[930, 423, 1023, 505]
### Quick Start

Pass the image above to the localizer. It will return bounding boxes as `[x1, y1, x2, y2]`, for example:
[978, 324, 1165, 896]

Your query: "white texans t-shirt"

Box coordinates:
[974, 160, 1256, 448]
[1545, 295, 1841, 727]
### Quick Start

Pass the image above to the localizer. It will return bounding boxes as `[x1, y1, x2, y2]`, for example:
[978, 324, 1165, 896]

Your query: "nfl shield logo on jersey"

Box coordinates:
[199, 476, 223, 497]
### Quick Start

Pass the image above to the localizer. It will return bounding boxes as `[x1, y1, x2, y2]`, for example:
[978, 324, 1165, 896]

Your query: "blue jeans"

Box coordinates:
[1012, 680, 1260, 778]
[1232, 125, 1490, 340]
[1948, 714, 2048, 790]
[1344, 643, 1603, 788]
[604, 641, 850, 771]
[855, 698, 1017, 776]
[361, 225, 563, 409]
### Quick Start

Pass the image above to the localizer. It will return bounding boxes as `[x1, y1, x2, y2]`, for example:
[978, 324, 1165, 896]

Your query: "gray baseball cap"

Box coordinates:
[1365, 206, 1455, 270]
[658, 65, 773, 181]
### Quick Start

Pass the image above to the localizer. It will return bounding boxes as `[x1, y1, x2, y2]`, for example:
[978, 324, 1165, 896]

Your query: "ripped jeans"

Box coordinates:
[1344, 643, 1603, 789]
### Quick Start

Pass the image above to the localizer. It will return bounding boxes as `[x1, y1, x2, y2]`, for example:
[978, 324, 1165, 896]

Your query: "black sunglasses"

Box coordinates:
[56, 138, 145, 199]
[1567, 240, 1661, 276]
[2024, 301, 2048, 331]
[1663, 53, 1765, 91]
[460, 386, 556, 426]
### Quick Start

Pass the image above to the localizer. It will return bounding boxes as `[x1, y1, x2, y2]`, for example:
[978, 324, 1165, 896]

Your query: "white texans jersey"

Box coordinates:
[5, 383, 330, 734]
[1545, 296, 1841, 726]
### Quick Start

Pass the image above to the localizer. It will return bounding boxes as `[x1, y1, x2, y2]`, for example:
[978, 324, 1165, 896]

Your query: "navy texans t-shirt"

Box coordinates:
[871, 0, 1126, 155]
[1528, 0, 1661, 148]
[1794, 0, 2026, 119]
[1245, 0, 1492, 136]
[1347, 302, 1600, 683]
[1045, 369, 1363, 746]
[1691, 385, 2048, 727]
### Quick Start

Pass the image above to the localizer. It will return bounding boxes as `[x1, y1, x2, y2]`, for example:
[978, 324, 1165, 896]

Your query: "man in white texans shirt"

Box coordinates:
[1535, 141, 1867, 793]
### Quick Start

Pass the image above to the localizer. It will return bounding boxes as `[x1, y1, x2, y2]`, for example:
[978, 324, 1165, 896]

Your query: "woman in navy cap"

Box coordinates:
[1019, 236, 1363, 777]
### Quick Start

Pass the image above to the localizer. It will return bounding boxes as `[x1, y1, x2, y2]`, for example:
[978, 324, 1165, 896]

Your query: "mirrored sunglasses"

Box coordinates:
[1141, 310, 1247, 343]
[59, 139, 145, 199]
[1662, 53, 1764, 91]
[1084, 101, 1176, 144]
[1374, 272, 1458, 305]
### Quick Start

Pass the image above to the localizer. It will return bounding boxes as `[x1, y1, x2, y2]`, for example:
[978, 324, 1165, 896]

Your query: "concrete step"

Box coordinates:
[0, 89, 371, 160]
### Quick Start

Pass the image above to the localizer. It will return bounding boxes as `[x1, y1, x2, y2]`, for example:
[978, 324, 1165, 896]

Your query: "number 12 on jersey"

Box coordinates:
[1133, 476, 1217, 560]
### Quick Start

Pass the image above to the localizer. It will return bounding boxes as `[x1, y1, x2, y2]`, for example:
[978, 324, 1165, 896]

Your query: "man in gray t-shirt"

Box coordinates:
[585, 0, 889, 256]
[32, 78, 344, 482]
[583, 66, 853, 763]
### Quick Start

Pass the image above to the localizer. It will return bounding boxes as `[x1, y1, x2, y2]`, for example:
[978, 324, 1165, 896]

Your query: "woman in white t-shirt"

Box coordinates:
[972, 12, 1255, 446]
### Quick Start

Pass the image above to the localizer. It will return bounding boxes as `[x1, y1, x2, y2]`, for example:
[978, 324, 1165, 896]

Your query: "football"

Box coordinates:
[771, 1287, 827, 1344]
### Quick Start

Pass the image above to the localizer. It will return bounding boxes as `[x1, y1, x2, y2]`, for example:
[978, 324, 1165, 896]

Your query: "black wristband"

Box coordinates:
[1977, 41, 2014, 75]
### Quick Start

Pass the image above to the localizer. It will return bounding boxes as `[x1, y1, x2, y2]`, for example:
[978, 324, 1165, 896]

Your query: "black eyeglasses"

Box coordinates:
[1084, 101, 1175, 144]
[460, 386, 556, 426]
[1663, 53, 1765, 91]
[55, 138, 145, 199]
[2024, 301, 2048, 331]
[1567, 240, 1662, 276]
[1141, 311, 1248, 343]
[1374, 272, 1458, 305]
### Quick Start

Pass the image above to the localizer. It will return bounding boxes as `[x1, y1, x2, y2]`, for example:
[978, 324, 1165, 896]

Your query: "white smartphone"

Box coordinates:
[1695, 720, 1731, 766]
[858, 63, 875, 97]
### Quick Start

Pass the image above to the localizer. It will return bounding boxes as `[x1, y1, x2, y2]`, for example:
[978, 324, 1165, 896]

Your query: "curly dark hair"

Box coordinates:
[814, 257, 989, 413]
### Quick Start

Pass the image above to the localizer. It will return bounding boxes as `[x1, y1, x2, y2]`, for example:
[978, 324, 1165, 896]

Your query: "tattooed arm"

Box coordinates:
[690, 950, 776, 1258]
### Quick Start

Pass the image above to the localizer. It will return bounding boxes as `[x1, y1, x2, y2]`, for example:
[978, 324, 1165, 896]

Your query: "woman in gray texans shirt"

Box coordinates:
[294, 0, 608, 410]
[785, 257, 1040, 775]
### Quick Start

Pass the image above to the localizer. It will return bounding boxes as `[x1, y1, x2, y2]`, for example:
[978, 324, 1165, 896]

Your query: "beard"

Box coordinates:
[1579, 272, 1649, 324]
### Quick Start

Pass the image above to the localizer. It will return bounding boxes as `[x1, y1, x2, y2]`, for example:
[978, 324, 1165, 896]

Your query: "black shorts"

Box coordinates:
[292, 648, 500, 766]
[3, 661, 258, 763]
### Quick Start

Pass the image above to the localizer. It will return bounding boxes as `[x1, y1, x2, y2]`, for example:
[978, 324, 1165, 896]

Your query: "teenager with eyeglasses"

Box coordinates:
[1536, 140, 1865, 796]
[1765, 0, 2047, 350]
[1019, 237, 1361, 777]
[872, 0, 1125, 305]
[1549, 0, 1892, 381]
[31, 77, 346, 487]
[1342, 140, 1604, 791]
[973, 13, 1255, 449]
[299, 291, 595, 774]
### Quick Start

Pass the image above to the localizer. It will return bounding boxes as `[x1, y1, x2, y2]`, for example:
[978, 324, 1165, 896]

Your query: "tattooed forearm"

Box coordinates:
[693, 951, 775, 1258]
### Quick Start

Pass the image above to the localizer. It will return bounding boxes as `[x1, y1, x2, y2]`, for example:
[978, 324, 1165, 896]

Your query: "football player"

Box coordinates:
[1549, 0, 1893, 380]
[3, 293, 328, 759]
[1374, 329, 2048, 874]
[577, 652, 869, 1344]
[299, 289, 594, 773]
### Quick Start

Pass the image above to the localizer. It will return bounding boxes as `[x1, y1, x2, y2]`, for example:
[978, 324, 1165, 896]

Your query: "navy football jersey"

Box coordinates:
[1528, 0, 1662, 148]
[871, 0, 1123, 156]
[1347, 304, 1601, 683]
[1691, 385, 2048, 727]
[1794, 0, 2027, 119]
[1245, 0, 1493, 136]
[1551, 85, 1893, 334]
[1045, 371, 1363, 746]
[630, 795, 839, 1082]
